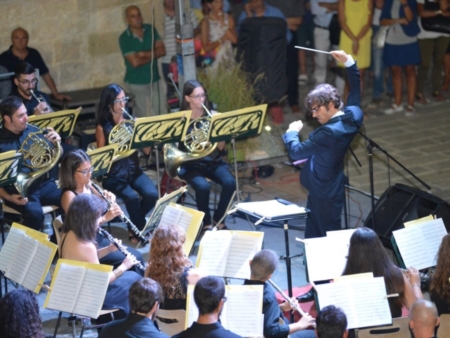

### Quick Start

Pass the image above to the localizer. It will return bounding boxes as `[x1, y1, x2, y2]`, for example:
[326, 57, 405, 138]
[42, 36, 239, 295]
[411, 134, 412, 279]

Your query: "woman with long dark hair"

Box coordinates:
[430, 233, 450, 314]
[145, 224, 203, 309]
[95, 83, 158, 243]
[60, 193, 141, 317]
[178, 80, 236, 233]
[59, 149, 145, 275]
[343, 227, 423, 317]
[0, 289, 44, 338]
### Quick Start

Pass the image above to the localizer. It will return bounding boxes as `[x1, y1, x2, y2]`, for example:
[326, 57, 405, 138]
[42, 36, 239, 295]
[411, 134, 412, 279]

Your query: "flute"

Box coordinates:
[98, 228, 145, 272]
[267, 279, 307, 316]
[91, 182, 149, 245]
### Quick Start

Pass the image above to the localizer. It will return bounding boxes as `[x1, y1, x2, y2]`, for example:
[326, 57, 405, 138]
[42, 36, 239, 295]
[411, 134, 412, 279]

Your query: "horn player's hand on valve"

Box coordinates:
[44, 127, 61, 144]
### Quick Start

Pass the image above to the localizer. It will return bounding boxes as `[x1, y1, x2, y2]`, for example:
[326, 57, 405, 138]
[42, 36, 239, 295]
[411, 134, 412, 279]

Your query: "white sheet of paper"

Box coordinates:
[316, 277, 392, 329]
[236, 200, 306, 219]
[224, 232, 263, 279]
[0, 227, 25, 271]
[5, 235, 38, 285]
[21, 243, 53, 292]
[393, 218, 447, 270]
[159, 205, 194, 233]
[197, 231, 232, 276]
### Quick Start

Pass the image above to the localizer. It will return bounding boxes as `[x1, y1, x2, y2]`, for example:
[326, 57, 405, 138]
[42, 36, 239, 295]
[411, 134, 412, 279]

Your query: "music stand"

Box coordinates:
[87, 144, 118, 179]
[208, 104, 267, 203]
[0, 151, 24, 297]
[28, 107, 81, 138]
[130, 111, 192, 198]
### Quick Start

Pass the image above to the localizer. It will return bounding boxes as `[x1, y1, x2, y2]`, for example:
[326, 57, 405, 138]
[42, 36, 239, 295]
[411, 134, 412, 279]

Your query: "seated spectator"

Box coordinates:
[409, 299, 440, 338]
[429, 233, 450, 315]
[0, 289, 45, 338]
[244, 249, 316, 338]
[172, 276, 242, 338]
[0, 27, 71, 101]
[100, 278, 168, 338]
[13, 62, 52, 115]
[315, 305, 348, 338]
[145, 224, 203, 310]
[0, 65, 12, 99]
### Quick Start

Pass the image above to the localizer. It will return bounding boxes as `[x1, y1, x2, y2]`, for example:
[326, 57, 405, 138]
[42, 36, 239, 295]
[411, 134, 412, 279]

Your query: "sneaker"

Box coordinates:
[384, 104, 404, 115]
[298, 74, 308, 84]
[405, 105, 416, 117]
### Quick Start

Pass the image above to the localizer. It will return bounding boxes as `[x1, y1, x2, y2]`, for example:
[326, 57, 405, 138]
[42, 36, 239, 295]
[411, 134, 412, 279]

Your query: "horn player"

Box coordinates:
[178, 80, 236, 235]
[95, 84, 158, 244]
[0, 95, 62, 231]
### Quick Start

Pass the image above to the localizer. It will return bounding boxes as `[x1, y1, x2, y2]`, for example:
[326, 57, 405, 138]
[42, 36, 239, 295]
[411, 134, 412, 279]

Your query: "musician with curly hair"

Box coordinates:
[145, 224, 203, 310]
[430, 233, 450, 315]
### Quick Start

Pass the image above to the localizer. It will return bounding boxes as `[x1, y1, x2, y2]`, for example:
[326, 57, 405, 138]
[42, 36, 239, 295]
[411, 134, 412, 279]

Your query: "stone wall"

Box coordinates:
[0, 0, 164, 93]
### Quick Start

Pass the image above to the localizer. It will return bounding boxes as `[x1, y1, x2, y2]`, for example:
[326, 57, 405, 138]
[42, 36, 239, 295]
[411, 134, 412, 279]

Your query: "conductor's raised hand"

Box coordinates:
[330, 50, 349, 64]
[287, 120, 304, 133]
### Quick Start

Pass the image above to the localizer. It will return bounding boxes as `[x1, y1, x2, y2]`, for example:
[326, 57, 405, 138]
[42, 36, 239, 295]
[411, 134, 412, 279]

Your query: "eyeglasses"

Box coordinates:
[75, 167, 94, 176]
[310, 105, 321, 113]
[17, 78, 38, 86]
[114, 96, 130, 104]
[190, 93, 207, 99]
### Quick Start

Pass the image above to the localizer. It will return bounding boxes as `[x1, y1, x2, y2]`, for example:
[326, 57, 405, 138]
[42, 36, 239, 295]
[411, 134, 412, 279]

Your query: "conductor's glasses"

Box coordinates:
[310, 105, 322, 113]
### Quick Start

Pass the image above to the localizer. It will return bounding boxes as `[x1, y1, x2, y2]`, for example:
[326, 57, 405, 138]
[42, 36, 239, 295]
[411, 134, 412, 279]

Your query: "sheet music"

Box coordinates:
[196, 231, 232, 276]
[159, 205, 193, 233]
[304, 237, 349, 282]
[224, 232, 263, 279]
[393, 218, 447, 270]
[221, 286, 264, 337]
[46, 264, 85, 313]
[21, 243, 53, 293]
[236, 200, 306, 219]
[73, 268, 110, 318]
[316, 277, 392, 329]
[0, 227, 25, 271]
[5, 235, 38, 285]
[185, 286, 198, 329]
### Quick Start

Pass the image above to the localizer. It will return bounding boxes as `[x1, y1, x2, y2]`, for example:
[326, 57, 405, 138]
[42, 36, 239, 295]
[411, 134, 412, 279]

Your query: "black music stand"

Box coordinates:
[0, 151, 24, 298]
[130, 111, 192, 198]
[208, 104, 267, 204]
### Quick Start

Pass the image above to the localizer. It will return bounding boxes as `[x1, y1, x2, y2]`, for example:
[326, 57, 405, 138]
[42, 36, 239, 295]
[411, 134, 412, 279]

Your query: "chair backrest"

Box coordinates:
[53, 215, 63, 256]
[437, 314, 450, 338]
[356, 317, 411, 338]
[156, 309, 186, 336]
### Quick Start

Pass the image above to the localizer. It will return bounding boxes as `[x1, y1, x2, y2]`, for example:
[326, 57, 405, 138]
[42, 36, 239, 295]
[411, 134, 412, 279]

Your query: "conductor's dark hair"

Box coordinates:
[343, 227, 405, 315]
[14, 62, 35, 78]
[250, 249, 279, 280]
[96, 83, 124, 126]
[194, 276, 225, 315]
[129, 278, 164, 313]
[180, 79, 211, 111]
[0, 95, 23, 121]
[316, 305, 347, 338]
[61, 194, 107, 243]
[59, 149, 91, 192]
[0, 289, 45, 338]
[305, 83, 343, 112]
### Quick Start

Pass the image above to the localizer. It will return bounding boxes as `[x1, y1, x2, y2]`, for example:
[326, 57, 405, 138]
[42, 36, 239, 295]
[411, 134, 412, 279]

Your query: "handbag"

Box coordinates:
[373, 26, 390, 48]
[421, 0, 450, 33]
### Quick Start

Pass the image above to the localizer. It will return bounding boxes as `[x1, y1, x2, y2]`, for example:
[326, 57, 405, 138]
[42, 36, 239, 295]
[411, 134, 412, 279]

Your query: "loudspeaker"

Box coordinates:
[364, 184, 450, 248]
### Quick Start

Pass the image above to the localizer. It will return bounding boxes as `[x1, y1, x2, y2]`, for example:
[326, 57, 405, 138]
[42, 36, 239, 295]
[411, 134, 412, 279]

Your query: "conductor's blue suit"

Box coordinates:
[282, 62, 364, 238]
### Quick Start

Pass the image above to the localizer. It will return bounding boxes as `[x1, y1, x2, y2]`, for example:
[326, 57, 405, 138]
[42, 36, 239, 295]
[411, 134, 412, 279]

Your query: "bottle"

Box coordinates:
[43, 221, 53, 237]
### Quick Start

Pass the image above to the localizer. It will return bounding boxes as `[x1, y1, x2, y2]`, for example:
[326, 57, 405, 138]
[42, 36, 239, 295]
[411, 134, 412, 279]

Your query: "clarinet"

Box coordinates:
[267, 279, 307, 316]
[98, 228, 145, 272]
[91, 182, 149, 245]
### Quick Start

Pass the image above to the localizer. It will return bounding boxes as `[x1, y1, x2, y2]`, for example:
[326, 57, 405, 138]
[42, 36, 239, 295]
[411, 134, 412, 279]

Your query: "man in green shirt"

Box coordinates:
[119, 5, 166, 117]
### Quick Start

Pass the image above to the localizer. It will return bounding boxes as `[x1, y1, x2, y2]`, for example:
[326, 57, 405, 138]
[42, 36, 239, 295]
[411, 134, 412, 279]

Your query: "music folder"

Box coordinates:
[0, 151, 23, 187]
[28, 107, 81, 138]
[87, 144, 118, 178]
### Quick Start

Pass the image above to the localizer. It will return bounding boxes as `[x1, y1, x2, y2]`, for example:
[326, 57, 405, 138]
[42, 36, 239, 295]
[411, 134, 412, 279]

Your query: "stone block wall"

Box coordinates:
[0, 0, 164, 93]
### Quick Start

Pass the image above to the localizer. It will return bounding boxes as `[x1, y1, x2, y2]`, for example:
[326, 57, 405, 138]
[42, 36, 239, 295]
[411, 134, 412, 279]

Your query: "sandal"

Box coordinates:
[432, 91, 446, 102]
[216, 223, 230, 230]
[415, 93, 427, 105]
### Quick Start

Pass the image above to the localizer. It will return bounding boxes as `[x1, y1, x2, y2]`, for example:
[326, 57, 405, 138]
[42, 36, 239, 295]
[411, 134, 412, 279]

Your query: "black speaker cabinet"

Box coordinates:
[364, 184, 450, 248]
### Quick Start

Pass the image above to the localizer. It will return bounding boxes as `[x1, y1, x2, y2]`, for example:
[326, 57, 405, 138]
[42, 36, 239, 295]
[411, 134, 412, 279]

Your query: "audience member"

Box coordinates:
[244, 249, 316, 338]
[145, 224, 203, 310]
[343, 227, 423, 317]
[0, 96, 62, 231]
[100, 278, 168, 338]
[0, 289, 45, 338]
[443, 42, 450, 91]
[201, 0, 237, 70]
[296, 0, 315, 85]
[0, 65, 12, 99]
[409, 299, 440, 338]
[0, 27, 71, 101]
[430, 233, 450, 315]
[12, 62, 51, 115]
[119, 6, 166, 117]
[381, 0, 420, 116]
[172, 276, 242, 338]
[415, 0, 450, 104]
[315, 305, 348, 338]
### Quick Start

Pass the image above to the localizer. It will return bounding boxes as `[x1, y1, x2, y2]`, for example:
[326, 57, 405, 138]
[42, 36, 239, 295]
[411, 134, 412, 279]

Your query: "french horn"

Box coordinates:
[107, 108, 136, 161]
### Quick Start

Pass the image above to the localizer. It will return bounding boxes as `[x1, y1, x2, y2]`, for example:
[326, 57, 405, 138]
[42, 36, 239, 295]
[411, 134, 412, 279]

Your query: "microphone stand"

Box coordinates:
[356, 127, 430, 232]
